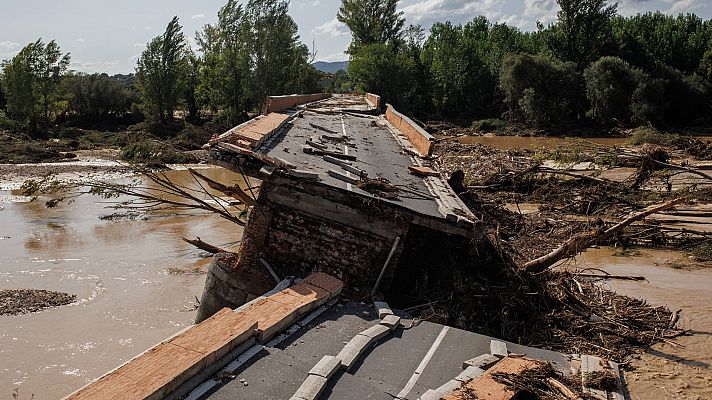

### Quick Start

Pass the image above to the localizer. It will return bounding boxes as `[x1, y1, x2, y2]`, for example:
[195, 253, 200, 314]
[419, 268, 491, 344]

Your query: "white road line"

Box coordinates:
[396, 326, 450, 399]
[340, 114, 352, 191]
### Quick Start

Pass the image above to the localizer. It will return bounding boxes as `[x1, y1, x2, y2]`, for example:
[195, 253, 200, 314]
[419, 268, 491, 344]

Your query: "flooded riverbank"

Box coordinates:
[456, 134, 712, 150]
[0, 167, 245, 399]
[575, 248, 712, 400]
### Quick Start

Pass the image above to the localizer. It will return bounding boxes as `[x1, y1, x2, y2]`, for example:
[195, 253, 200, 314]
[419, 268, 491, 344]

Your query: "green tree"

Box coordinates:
[181, 49, 201, 121]
[337, 0, 405, 52]
[544, 0, 617, 68]
[0, 39, 70, 131]
[349, 43, 415, 108]
[584, 56, 638, 125]
[197, 0, 251, 123]
[136, 16, 186, 123]
[65, 73, 138, 119]
[500, 53, 580, 126]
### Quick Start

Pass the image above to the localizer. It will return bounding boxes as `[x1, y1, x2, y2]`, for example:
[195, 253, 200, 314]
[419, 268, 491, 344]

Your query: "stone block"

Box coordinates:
[337, 334, 372, 371]
[454, 366, 485, 383]
[358, 324, 391, 341]
[418, 389, 441, 400]
[373, 301, 393, 319]
[380, 314, 401, 331]
[327, 169, 359, 184]
[434, 380, 462, 397]
[462, 354, 500, 370]
[308, 355, 341, 379]
[490, 340, 508, 358]
[292, 374, 328, 400]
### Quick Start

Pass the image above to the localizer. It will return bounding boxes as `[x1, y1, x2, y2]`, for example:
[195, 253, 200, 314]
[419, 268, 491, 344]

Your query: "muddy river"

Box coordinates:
[0, 168, 245, 399]
[457, 134, 712, 149]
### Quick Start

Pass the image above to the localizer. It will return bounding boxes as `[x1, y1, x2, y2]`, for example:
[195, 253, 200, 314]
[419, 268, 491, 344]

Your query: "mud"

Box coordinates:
[575, 248, 712, 400]
[0, 289, 76, 316]
[0, 167, 246, 399]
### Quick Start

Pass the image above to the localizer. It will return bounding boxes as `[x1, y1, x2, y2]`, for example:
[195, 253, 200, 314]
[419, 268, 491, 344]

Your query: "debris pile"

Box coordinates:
[1, 289, 76, 316]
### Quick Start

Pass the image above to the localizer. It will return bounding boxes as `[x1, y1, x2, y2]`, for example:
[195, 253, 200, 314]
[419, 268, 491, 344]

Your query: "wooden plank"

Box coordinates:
[409, 166, 439, 177]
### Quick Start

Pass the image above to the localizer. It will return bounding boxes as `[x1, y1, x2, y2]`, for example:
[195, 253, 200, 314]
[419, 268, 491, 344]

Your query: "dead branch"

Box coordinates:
[182, 237, 229, 254]
[535, 166, 612, 184]
[523, 197, 685, 273]
[188, 168, 257, 206]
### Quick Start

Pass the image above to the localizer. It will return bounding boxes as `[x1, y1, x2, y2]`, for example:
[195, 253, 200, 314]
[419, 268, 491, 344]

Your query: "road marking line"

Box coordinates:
[340, 114, 352, 191]
[396, 326, 449, 399]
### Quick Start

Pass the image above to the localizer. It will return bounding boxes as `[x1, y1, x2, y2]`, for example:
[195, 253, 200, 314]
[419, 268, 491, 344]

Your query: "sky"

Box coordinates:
[0, 0, 710, 74]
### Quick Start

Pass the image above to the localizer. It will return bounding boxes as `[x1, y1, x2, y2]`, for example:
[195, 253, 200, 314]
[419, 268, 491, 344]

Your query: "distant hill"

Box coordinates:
[312, 61, 349, 74]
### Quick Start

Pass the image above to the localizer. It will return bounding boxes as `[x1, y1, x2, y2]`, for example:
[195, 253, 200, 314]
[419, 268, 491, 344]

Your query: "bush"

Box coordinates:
[471, 118, 507, 132]
[500, 53, 580, 126]
[627, 127, 681, 147]
[584, 56, 639, 126]
[121, 140, 196, 164]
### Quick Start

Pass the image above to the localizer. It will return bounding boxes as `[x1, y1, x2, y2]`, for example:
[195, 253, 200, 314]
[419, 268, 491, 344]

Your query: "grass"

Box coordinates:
[120, 139, 197, 164]
[627, 127, 682, 147]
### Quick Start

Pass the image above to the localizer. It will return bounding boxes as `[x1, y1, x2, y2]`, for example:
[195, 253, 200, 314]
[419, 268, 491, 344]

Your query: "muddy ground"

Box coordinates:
[425, 130, 712, 399]
[0, 289, 76, 316]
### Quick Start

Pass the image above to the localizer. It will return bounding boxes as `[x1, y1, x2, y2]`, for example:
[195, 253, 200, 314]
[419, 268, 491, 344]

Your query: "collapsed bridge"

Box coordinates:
[196, 93, 498, 321]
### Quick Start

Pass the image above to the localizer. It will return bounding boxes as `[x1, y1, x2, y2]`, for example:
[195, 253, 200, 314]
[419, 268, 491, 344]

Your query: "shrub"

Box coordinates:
[627, 127, 680, 147]
[500, 53, 580, 126]
[121, 140, 196, 164]
[584, 56, 639, 126]
[471, 118, 507, 132]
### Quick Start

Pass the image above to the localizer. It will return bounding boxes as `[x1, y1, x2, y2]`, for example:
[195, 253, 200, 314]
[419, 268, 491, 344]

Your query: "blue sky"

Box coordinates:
[0, 0, 709, 74]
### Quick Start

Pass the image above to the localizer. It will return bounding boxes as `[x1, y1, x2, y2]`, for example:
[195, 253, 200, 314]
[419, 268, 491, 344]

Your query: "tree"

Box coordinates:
[65, 73, 138, 120]
[0, 39, 70, 132]
[181, 49, 201, 121]
[500, 53, 580, 126]
[197, 0, 251, 123]
[136, 16, 186, 123]
[337, 0, 405, 51]
[584, 56, 638, 125]
[348, 43, 415, 109]
[246, 0, 315, 109]
[544, 0, 617, 68]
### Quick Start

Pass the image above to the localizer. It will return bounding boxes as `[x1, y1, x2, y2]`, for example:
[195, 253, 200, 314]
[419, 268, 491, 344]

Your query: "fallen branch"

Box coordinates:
[523, 197, 686, 273]
[182, 237, 228, 254]
[188, 168, 256, 206]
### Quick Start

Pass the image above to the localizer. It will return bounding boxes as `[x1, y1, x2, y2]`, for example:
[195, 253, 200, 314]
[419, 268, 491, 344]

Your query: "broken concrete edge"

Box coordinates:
[185, 299, 337, 400]
[490, 339, 509, 358]
[63, 273, 342, 400]
[384, 103, 434, 158]
[462, 354, 500, 370]
[266, 93, 332, 114]
[380, 314, 401, 331]
[365, 93, 382, 110]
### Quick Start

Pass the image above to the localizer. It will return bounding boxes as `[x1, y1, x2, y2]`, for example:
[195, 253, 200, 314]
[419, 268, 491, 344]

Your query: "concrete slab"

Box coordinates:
[380, 314, 401, 331]
[462, 354, 499, 370]
[455, 366, 485, 383]
[309, 355, 341, 379]
[373, 301, 393, 319]
[293, 374, 328, 400]
[490, 340, 508, 358]
[338, 334, 373, 370]
[359, 324, 391, 341]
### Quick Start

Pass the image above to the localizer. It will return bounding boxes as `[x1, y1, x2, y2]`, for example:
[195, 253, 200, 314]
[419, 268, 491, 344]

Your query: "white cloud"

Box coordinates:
[76, 38, 85, 43]
[401, 0, 505, 27]
[71, 60, 121, 70]
[191, 13, 205, 19]
[666, 0, 703, 14]
[313, 18, 349, 37]
[310, 0, 321, 6]
[499, 14, 532, 30]
[315, 51, 349, 62]
[523, 0, 559, 26]
[0, 41, 20, 51]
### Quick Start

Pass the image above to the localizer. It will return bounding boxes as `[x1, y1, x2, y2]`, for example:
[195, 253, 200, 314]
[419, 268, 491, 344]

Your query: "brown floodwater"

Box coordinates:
[457, 135, 712, 150]
[0, 168, 246, 399]
[574, 248, 712, 400]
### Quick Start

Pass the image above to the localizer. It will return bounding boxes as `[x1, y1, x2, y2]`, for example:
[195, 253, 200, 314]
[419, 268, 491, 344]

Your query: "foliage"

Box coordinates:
[65, 73, 138, 119]
[348, 43, 416, 109]
[471, 118, 506, 132]
[120, 139, 196, 164]
[327, 69, 353, 93]
[627, 127, 681, 147]
[1, 39, 70, 132]
[542, 0, 617, 69]
[337, 0, 404, 52]
[135, 16, 186, 124]
[584, 56, 639, 125]
[500, 53, 580, 126]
